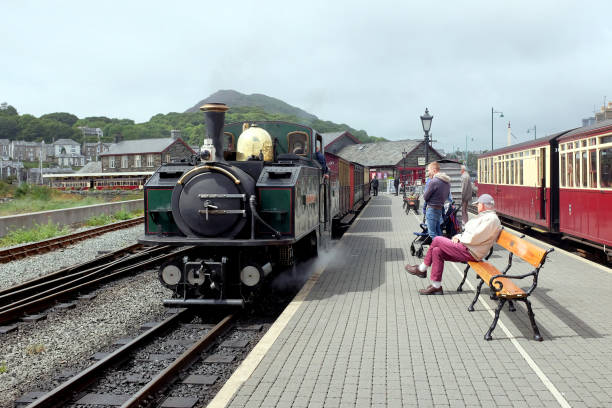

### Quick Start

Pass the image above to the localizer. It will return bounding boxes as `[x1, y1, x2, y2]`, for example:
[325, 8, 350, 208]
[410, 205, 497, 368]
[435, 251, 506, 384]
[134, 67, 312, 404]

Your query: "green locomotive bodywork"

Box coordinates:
[140, 106, 333, 306]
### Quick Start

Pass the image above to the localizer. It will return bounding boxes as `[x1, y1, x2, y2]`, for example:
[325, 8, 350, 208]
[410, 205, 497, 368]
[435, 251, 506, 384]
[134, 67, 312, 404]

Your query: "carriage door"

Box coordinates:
[539, 148, 546, 219]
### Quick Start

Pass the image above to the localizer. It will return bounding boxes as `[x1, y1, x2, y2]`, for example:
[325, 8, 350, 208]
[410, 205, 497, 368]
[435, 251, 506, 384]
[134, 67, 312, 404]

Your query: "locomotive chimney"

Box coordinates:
[200, 103, 229, 162]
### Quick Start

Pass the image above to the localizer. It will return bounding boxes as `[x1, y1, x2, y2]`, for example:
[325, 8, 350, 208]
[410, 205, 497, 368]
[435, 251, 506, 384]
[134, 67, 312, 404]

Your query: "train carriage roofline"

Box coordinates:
[479, 130, 574, 159]
[557, 118, 612, 142]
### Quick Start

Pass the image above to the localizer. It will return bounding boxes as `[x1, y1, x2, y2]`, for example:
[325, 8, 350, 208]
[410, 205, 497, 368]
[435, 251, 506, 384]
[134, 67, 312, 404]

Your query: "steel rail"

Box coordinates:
[25, 309, 193, 408]
[0, 246, 192, 325]
[121, 313, 235, 408]
[0, 243, 144, 306]
[0, 217, 144, 264]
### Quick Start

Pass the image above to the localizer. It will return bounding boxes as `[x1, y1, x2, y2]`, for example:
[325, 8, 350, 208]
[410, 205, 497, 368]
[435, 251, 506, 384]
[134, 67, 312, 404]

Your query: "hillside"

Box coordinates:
[185, 90, 317, 122]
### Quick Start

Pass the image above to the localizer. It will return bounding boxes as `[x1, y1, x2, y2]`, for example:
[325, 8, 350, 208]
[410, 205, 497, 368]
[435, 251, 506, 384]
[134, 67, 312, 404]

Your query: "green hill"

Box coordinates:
[186, 90, 318, 122]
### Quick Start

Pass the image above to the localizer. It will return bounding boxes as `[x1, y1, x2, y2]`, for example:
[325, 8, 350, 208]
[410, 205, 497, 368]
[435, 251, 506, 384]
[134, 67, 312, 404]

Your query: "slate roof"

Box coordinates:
[78, 161, 102, 173]
[54, 139, 80, 145]
[336, 139, 422, 166]
[103, 138, 185, 155]
[321, 131, 361, 149]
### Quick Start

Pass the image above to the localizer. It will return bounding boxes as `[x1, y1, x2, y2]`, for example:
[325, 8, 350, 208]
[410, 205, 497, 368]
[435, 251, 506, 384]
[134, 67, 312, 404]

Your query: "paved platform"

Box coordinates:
[210, 195, 612, 408]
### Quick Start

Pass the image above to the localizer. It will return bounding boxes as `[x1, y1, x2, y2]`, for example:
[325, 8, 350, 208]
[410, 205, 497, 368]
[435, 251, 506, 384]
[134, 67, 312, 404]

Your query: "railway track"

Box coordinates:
[0, 243, 192, 325]
[26, 312, 235, 408]
[0, 216, 144, 264]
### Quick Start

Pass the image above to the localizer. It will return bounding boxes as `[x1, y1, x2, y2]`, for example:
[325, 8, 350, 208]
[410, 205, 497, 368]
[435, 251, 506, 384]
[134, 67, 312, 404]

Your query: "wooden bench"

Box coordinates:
[456, 230, 554, 341]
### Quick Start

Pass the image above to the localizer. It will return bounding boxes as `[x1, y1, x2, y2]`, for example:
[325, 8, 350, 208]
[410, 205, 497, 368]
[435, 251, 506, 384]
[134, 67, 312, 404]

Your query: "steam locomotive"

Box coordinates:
[140, 103, 345, 306]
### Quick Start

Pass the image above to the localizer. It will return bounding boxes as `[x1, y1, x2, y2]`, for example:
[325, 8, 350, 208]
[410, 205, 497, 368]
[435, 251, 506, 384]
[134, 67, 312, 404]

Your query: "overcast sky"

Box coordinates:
[3, 0, 612, 152]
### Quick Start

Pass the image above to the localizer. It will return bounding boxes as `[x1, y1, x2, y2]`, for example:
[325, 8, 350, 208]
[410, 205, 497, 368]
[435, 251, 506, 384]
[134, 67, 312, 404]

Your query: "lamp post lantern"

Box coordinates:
[420, 108, 433, 165]
[527, 125, 537, 140]
[491, 107, 504, 150]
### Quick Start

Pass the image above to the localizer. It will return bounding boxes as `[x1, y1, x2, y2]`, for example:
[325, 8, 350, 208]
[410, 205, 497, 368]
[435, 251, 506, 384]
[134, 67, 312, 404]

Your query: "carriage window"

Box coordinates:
[589, 150, 597, 188]
[589, 138, 596, 146]
[567, 153, 574, 187]
[510, 160, 515, 184]
[287, 131, 308, 155]
[601, 136, 612, 145]
[505, 161, 509, 184]
[581, 151, 588, 187]
[582, 140, 587, 147]
[600, 148, 612, 188]
[560, 144, 565, 151]
[519, 159, 523, 185]
[560, 154, 566, 187]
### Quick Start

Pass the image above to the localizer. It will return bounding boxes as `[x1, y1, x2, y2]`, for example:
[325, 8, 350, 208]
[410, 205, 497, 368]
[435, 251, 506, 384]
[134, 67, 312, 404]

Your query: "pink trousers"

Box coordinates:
[424, 236, 475, 282]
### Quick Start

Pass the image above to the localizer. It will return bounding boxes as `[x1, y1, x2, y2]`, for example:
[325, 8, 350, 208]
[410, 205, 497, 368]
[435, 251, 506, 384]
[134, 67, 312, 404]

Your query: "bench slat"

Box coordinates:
[496, 230, 547, 267]
[468, 261, 527, 299]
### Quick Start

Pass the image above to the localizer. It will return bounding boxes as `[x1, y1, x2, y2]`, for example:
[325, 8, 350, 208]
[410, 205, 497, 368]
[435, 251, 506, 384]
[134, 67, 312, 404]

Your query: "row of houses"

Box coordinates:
[0, 138, 114, 166]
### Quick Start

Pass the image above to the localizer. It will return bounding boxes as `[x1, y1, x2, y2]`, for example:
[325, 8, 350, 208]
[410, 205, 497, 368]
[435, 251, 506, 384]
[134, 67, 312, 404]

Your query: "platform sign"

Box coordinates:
[418, 157, 426, 165]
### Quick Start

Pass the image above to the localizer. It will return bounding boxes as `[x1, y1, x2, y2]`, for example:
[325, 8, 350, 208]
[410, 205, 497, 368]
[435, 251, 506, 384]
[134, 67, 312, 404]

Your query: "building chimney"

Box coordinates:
[200, 103, 229, 162]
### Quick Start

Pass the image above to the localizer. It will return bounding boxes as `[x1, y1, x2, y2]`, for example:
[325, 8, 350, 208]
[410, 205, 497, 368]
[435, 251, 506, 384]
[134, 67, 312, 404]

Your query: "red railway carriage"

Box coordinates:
[325, 152, 369, 225]
[476, 119, 612, 258]
[476, 132, 566, 231]
[556, 123, 612, 250]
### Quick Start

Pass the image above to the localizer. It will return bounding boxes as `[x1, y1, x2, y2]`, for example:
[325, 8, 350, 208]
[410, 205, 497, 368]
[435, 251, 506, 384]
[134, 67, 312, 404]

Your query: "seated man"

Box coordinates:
[405, 194, 501, 295]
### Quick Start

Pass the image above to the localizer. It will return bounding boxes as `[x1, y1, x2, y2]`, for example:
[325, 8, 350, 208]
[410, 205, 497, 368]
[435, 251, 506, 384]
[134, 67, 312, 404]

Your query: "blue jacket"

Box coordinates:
[315, 151, 328, 173]
[423, 173, 451, 208]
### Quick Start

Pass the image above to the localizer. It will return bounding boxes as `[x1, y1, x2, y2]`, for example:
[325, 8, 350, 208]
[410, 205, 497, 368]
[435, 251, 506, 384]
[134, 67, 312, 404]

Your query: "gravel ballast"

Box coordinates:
[0, 225, 173, 408]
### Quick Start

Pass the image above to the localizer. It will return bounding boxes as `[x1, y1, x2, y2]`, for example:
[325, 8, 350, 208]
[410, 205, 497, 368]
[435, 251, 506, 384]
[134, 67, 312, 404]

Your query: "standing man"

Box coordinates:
[394, 177, 400, 196]
[405, 194, 501, 295]
[460, 165, 473, 229]
[315, 146, 329, 179]
[422, 161, 451, 239]
[371, 177, 379, 196]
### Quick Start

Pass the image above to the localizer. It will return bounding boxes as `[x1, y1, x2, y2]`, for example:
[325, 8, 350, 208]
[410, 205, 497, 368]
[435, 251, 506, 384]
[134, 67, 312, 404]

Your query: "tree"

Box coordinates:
[0, 103, 18, 116]
[0, 116, 19, 139]
[40, 112, 79, 126]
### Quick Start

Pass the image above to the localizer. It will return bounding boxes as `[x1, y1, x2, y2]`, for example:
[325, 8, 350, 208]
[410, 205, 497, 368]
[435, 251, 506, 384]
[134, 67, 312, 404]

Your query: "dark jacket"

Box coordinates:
[423, 173, 451, 208]
[315, 151, 328, 174]
[371, 178, 379, 188]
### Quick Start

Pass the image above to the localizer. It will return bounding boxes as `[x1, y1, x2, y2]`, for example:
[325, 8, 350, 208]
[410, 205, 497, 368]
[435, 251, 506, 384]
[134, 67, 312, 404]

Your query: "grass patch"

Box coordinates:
[0, 363, 6, 374]
[84, 209, 143, 227]
[0, 222, 70, 247]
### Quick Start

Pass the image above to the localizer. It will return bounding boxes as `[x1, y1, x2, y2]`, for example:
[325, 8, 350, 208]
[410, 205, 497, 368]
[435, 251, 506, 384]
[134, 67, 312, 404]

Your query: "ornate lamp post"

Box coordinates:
[401, 150, 407, 196]
[420, 108, 433, 166]
[491, 107, 504, 150]
[527, 125, 537, 140]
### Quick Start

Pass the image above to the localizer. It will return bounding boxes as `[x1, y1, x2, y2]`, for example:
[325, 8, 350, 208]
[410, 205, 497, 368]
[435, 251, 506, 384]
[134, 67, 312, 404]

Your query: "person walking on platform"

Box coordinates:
[405, 194, 501, 295]
[460, 165, 473, 229]
[394, 177, 400, 196]
[423, 161, 451, 239]
[371, 177, 379, 196]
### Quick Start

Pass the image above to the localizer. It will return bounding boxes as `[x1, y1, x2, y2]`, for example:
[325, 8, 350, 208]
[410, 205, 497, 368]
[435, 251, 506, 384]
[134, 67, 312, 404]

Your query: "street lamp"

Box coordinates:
[527, 125, 537, 140]
[491, 107, 504, 150]
[401, 150, 407, 196]
[420, 108, 433, 165]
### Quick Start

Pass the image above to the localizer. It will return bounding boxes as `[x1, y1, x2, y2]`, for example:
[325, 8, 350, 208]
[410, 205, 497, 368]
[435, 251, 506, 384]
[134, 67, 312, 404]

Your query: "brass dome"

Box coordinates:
[236, 126, 274, 162]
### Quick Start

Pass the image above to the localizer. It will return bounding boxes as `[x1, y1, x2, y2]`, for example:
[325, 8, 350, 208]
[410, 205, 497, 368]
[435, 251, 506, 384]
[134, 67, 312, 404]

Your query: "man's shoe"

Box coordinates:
[405, 264, 426, 278]
[419, 285, 444, 295]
